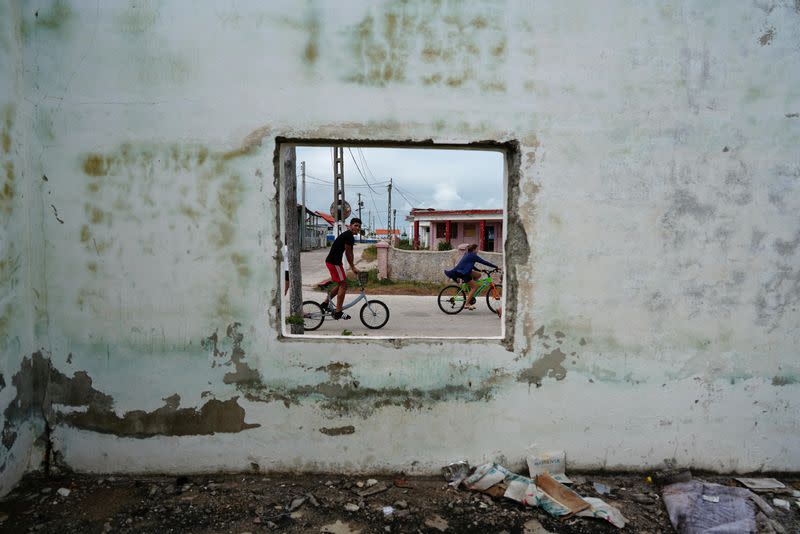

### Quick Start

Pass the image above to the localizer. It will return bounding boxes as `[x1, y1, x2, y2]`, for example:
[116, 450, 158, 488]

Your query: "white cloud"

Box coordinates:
[433, 182, 465, 209]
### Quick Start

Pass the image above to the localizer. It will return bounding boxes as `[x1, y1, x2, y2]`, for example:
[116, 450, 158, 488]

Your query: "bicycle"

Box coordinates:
[302, 271, 390, 331]
[437, 268, 503, 315]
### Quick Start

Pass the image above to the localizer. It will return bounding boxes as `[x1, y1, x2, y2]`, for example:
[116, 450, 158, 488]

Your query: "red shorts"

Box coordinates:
[325, 262, 347, 283]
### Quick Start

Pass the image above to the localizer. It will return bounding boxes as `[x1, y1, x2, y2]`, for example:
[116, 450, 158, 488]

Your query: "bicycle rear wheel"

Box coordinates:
[486, 284, 502, 314]
[438, 285, 466, 314]
[360, 300, 389, 329]
[301, 300, 325, 331]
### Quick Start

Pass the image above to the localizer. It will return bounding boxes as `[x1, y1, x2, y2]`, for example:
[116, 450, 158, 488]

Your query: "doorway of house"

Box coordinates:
[485, 224, 495, 252]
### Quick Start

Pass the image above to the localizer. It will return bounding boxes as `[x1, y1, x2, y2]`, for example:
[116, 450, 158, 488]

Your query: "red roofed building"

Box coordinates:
[407, 208, 503, 252]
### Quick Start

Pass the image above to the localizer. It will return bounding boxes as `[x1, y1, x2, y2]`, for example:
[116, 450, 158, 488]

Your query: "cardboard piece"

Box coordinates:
[463, 463, 510, 491]
[535, 473, 591, 515]
[503, 473, 532, 503]
[576, 497, 628, 528]
[527, 451, 572, 484]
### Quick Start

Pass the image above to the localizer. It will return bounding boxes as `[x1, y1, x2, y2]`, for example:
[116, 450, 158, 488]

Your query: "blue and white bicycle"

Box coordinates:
[302, 272, 390, 330]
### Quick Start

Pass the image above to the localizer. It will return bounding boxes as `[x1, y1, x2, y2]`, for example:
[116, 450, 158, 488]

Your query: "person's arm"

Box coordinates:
[474, 255, 498, 270]
[345, 244, 359, 273]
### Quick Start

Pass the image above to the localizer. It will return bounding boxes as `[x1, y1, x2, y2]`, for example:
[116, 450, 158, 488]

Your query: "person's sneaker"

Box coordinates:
[333, 310, 344, 320]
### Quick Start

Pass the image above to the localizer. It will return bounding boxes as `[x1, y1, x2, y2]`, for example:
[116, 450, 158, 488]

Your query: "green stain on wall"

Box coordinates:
[36, 0, 72, 30]
[25, 0, 73, 37]
[231, 253, 251, 279]
[0, 162, 14, 213]
[345, 2, 508, 90]
[82, 154, 109, 177]
[1, 104, 12, 154]
[114, 4, 159, 34]
[217, 174, 243, 221]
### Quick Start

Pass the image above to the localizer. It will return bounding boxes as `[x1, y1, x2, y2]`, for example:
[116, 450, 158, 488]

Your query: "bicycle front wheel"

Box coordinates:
[438, 285, 466, 314]
[360, 300, 389, 329]
[486, 284, 502, 314]
[301, 300, 325, 331]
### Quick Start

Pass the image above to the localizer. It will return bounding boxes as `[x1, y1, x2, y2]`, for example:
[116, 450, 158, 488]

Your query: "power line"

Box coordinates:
[305, 173, 387, 190]
[347, 148, 384, 195]
[393, 183, 423, 206]
[357, 147, 377, 182]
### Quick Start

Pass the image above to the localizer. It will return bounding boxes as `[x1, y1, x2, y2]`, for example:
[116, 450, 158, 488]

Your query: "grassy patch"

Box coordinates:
[318, 268, 442, 296]
[361, 245, 377, 262]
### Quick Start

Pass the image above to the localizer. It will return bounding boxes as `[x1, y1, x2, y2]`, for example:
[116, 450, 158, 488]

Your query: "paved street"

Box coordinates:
[297, 293, 503, 338]
[284, 246, 503, 338]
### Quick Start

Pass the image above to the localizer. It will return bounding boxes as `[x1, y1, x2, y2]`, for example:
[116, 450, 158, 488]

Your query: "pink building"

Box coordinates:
[407, 209, 504, 252]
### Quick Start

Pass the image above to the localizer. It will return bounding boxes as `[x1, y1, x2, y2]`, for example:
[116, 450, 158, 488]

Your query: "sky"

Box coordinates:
[295, 146, 504, 235]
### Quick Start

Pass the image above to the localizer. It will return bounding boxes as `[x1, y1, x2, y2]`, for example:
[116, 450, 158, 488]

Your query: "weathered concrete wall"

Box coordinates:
[0, 0, 44, 495]
[0, 0, 798, 491]
[388, 247, 503, 283]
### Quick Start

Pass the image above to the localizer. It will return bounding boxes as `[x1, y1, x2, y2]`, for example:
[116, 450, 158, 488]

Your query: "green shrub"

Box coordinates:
[367, 268, 380, 283]
[437, 241, 453, 251]
[396, 239, 413, 250]
[285, 315, 304, 326]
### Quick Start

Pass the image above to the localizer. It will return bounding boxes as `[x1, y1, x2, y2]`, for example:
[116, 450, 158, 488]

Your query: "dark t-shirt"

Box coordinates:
[326, 230, 355, 265]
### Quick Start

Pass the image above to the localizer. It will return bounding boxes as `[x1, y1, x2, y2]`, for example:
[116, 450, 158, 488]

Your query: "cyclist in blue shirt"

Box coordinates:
[444, 244, 500, 310]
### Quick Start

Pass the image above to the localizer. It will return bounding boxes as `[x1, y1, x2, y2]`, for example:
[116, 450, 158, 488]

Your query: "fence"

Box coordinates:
[376, 242, 503, 283]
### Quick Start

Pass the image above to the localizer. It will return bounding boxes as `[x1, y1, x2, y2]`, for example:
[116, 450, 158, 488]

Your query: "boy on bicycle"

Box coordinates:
[444, 244, 500, 310]
[322, 218, 361, 319]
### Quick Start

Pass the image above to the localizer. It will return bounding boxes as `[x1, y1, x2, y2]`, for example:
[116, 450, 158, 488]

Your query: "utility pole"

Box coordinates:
[332, 146, 345, 235]
[357, 192, 363, 242]
[387, 178, 392, 237]
[393, 209, 397, 241]
[300, 161, 306, 250]
[282, 146, 303, 334]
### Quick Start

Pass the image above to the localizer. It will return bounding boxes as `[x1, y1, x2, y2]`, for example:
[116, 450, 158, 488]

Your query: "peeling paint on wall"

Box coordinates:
[63, 396, 259, 438]
[2, 352, 259, 452]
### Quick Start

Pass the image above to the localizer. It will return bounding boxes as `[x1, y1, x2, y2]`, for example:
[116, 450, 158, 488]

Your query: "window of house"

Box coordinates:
[277, 141, 513, 342]
[435, 223, 457, 239]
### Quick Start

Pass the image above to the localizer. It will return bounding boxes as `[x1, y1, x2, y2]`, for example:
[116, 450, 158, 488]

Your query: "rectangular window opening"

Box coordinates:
[277, 141, 515, 342]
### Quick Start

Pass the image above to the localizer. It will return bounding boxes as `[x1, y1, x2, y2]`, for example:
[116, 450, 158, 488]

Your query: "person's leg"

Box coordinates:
[466, 279, 479, 308]
[323, 263, 345, 309]
[324, 284, 338, 305]
[335, 281, 347, 312]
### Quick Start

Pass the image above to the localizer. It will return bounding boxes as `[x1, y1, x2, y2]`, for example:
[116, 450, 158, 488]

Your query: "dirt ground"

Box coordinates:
[1, 471, 798, 533]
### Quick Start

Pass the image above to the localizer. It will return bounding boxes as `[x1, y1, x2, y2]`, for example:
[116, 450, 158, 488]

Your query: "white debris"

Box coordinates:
[344, 503, 360, 512]
[773, 498, 790, 511]
[365, 478, 378, 487]
[57, 488, 71, 497]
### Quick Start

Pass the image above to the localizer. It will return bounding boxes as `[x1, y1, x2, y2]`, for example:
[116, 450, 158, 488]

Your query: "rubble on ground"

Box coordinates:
[0, 470, 797, 533]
